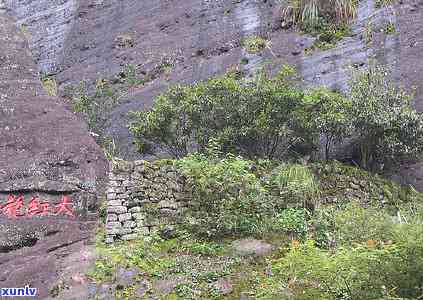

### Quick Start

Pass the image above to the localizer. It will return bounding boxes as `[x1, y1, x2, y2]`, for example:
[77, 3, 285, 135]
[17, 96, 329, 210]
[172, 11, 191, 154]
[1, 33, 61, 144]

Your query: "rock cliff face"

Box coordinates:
[1, 0, 423, 297]
[1, 0, 423, 184]
[0, 10, 108, 211]
[0, 7, 107, 298]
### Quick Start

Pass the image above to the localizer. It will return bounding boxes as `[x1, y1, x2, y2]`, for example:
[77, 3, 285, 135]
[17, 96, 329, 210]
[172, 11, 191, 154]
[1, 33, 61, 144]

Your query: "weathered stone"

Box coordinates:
[118, 213, 132, 222]
[153, 277, 187, 295]
[105, 236, 114, 244]
[123, 221, 137, 228]
[115, 267, 141, 288]
[134, 280, 151, 298]
[122, 180, 132, 187]
[116, 192, 131, 199]
[121, 234, 138, 241]
[214, 278, 233, 295]
[129, 207, 141, 213]
[232, 239, 274, 257]
[119, 228, 133, 235]
[133, 227, 149, 235]
[106, 221, 122, 229]
[108, 200, 122, 206]
[107, 193, 117, 200]
[132, 213, 145, 220]
[112, 187, 126, 194]
[112, 160, 134, 173]
[161, 209, 179, 217]
[108, 179, 122, 187]
[110, 174, 127, 181]
[159, 226, 177, 240]
[106, 214, 118, 222]
[107, 206, 127, 214]
[106, 228, 122, 235]
[158, 200, 178, 209]
[134, 160, 147, 167]
[106, 187, 117, 194]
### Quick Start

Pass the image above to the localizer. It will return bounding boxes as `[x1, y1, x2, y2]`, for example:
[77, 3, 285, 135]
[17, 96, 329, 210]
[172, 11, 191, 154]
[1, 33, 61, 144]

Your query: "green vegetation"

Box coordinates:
[41, 76, 58, 97]
[349, 65, 423, 171]
[270, 164, 321, 208]
[130, 65, 423, 172]
[71, 79, 121, 137]
[383, 21, 396, 34]
[129, 65, 313, 160]
[66, 63, 151, 145]
[281, 0, 357, 51]
[89, 229, 242, 299]
[91, 158, 423, 299]
[364, 20, 374, 45]
[175, 150, 275, 238]
[93, 29, 423, 299]
[274, 208, 309, 240]
[242, 36, 269, 54]
[308, 23, 352, 51]
[254, 203, 423, 299]
[375, 0, 395, 8]
[282, 0, 358, 31]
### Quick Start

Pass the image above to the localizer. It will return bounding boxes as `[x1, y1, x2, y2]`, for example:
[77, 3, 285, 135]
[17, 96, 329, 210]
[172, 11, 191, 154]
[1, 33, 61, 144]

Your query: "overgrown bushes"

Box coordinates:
[175, 152, 275, 238]
[130, 65, 423, 172]
[255, 203, 423, 299]
[130, 66, 313, 160]
[349, 66, 423, 171]
[174, 145, 323, 238]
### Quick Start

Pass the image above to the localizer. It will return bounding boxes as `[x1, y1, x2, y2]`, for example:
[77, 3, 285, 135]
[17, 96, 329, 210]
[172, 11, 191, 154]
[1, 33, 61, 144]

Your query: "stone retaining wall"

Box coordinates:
[105, 160, 191, 243]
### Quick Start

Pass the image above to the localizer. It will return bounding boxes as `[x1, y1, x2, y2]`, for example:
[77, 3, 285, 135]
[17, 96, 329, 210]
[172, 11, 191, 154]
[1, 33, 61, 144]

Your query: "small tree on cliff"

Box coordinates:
[349, 66, 423, 171]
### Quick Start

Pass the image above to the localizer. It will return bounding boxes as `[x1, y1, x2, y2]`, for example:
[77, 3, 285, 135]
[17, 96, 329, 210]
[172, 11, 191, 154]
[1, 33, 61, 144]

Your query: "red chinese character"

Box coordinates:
[40, 202, 53, 216]
[27, 196, 41, 217]
[55, 196, 75, 218]
[2, 194, 24, 218]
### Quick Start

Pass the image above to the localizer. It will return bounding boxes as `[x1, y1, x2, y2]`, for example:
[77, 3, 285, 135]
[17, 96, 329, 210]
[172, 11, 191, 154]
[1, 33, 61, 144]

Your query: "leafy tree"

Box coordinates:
[349, 66, 423, 171]
[129, 66, 316, 159]
[304, 88, 353, 160]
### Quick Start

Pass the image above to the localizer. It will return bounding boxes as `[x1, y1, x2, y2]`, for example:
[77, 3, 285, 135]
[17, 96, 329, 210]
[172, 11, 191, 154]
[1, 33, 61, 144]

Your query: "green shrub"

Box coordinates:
[41, 76, 58, 97]
[258, 229, 423, 299]
[349, 65, 423, 171]
[310, 206, 337, 248]
[312, 23, 352, 50]
[333, 202, 394, 246]
[72, 79, 120, 136]
[375, 0, 395, 8]
[270, 164, 321, 208]
[175, 153, 276, 238]
[305, 88, 353, 160]
[274, 208, 309, 240]
[129, 66, 316, 159]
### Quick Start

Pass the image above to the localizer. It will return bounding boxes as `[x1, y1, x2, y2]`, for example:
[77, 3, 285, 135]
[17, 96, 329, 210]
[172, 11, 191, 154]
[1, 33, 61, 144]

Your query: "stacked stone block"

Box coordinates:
[105, 160, 191, 243]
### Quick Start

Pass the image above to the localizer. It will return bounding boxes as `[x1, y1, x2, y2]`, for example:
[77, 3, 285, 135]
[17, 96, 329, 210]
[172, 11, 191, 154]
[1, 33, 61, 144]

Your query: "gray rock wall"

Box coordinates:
[105, 160, 191, 243]
[0, 10, 108, 217]
[3, 0, 423, 191]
